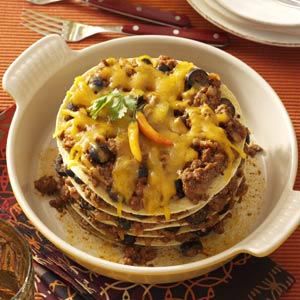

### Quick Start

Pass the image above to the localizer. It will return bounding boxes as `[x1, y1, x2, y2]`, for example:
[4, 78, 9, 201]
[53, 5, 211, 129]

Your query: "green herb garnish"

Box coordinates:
[88, 90, 137, 121]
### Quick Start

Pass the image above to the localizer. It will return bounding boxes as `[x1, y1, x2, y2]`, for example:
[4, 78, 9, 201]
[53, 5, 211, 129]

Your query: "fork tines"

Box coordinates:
[21, 9, 63, 36]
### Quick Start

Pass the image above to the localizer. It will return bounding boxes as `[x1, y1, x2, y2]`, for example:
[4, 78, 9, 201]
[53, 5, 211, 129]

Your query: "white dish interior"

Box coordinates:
[3, 35, 300, 283]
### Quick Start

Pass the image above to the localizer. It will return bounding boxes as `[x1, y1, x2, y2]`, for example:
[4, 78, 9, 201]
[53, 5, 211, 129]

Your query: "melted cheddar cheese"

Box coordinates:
[55, 56, 246, 218]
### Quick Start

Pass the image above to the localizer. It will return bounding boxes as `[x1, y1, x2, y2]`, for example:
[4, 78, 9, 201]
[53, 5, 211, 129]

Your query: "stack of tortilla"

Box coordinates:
[53, 56, 248, 252]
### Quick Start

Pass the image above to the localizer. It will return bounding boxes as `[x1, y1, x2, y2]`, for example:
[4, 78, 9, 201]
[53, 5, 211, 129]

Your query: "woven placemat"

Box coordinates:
[0, 1, 299, 298]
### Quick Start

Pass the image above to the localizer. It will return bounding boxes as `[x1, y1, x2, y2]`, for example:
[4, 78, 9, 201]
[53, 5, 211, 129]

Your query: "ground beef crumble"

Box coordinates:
[180, 239, 203, 257]
[245, 144, 263, 157]
[186, 207, 208, 225]
[208, 174, 239, 212]
[222, 118, 248, 143]
[236, 177, 248, 199]
[157, 55, 177, 72]
[127, 163, 149, 211]
[90, 162, 114, 189]
[86, 138, 117, 189]
[190, 73, 221, 109]
[129, 177, 147, 211]
[34, 174, 77, 212]
[213, 219, 225, 234]
[180, 140, 227, 203]
[61, 135, 76, 151]
[49, 198, 67, 212]
[34, 176, 59, 195]
[123, 246, 157, 265]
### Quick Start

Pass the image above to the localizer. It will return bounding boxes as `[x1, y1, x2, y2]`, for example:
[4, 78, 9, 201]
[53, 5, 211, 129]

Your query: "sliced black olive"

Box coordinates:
[157, 64, 171, 73]
[220, 97, 235, 117]
[180, 239, 203, 257]
[175, 179, 185, 199]
[74, 176, 83, 184]
[123, 235, 136, 245]
[141, 58, 152, 65]
[108, 190, 119, 202]
[89, 144, 113, 165]
[138, 164, 148, 178]
[64, 168, 83, 184]
[137, 95, 147, 109]
[185, 68, 209, 90]
[186, 208, 208, 225]
[55, 155, 67, 177]
[173, 109, 184, 117]
[118, 218, 132, 230]
[164, 226, 180, 233]
[65, 169, 75, 177]
[88, 76, 105, 93]
[246, 132, 250, 144]
[66, 102, 79, 111]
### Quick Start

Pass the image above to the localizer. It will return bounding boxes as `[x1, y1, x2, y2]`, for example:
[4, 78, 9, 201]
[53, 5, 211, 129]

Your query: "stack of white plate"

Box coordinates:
[187, 0, 300, 46]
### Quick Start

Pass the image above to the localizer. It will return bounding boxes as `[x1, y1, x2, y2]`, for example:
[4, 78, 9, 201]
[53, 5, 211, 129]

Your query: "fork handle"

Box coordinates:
[87, 0, 191, 27]
[122, 25, 230, 47]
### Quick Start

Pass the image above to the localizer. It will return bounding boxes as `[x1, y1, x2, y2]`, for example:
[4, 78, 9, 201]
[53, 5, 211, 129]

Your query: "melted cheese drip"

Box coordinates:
[55, 57, 246, 217]
[117, 201, 123, 217]
[113, 155, 139, 201]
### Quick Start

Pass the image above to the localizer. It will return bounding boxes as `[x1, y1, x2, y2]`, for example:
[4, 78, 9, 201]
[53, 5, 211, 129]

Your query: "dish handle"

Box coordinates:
[240, 190, 300, 257]
[2, 35, 75, 108]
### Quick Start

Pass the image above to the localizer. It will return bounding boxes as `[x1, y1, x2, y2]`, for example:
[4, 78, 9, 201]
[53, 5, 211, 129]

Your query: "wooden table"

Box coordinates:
[0, 1, 299, 298]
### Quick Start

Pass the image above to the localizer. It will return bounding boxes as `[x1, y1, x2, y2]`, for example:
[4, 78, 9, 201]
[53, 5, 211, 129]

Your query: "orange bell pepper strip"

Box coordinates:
[128, 121, 142, 162]
[136, 111, 173, 146]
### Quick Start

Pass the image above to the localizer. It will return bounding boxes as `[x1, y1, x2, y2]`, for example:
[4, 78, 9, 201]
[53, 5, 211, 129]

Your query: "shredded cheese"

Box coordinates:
[55, 57, 246, 218]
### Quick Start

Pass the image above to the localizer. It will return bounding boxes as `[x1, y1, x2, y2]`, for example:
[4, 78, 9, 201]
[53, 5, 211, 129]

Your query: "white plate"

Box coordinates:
[217, 0, 300, 27]
[187, 0, 300, 47]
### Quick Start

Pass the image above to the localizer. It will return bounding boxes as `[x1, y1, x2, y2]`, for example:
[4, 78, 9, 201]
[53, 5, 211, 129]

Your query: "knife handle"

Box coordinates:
[122, 25, 230, 47]
[87, 0, 191, 27]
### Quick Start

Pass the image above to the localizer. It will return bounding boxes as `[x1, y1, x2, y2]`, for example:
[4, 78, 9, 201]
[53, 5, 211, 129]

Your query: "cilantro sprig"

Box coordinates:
[88, 90, 137, 121]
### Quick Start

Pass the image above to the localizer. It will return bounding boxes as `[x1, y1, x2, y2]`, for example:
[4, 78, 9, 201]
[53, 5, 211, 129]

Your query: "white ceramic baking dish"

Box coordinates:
[3, 35, 300, 283]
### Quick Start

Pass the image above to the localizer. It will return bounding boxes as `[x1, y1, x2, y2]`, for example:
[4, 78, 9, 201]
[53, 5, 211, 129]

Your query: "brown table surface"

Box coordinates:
[1, 0, 299, 298]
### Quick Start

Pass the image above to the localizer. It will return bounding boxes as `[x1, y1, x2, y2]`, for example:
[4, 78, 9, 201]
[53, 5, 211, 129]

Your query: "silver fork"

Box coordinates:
[21, 9, 229, 46]
[21, 9, 123, 42]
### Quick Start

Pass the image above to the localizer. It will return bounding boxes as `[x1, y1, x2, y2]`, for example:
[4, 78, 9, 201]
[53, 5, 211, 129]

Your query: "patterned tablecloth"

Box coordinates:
[0, 0, 300, 299]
